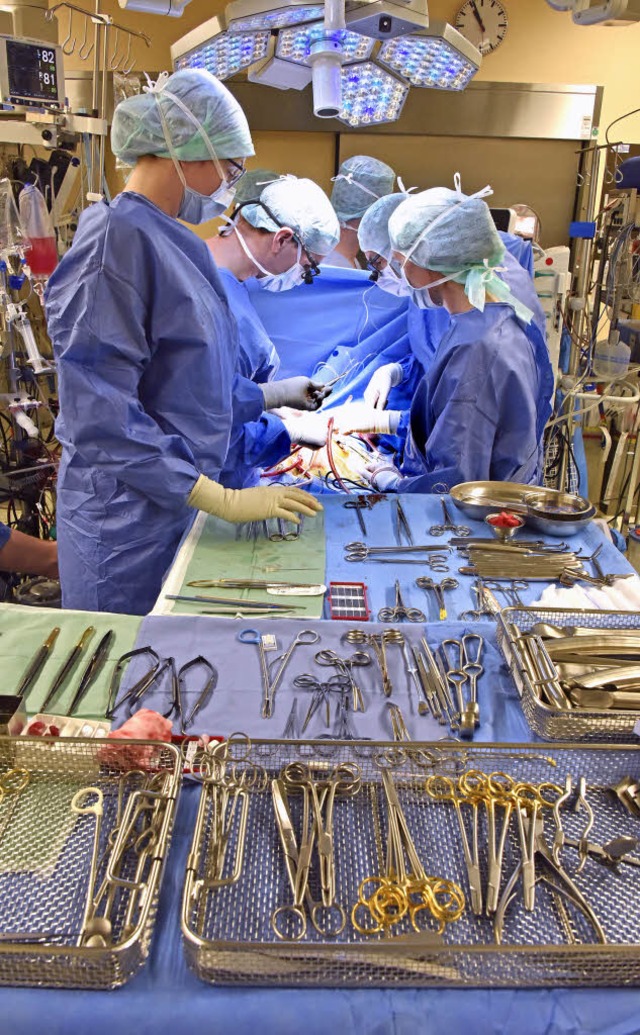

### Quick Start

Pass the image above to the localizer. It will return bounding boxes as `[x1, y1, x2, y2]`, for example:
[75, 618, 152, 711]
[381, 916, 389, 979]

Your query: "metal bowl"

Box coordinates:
[450, 481, 596, 537]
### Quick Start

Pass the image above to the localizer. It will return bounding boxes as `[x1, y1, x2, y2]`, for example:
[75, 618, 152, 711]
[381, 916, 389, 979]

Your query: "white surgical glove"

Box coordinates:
[334, 403, 402, 435]
[280, 411, 329, 447]
[261, 376, 331, 412]
[363, 363, 403, 410]
[368, 463, 401, 492]
[187, 475, 322, 524]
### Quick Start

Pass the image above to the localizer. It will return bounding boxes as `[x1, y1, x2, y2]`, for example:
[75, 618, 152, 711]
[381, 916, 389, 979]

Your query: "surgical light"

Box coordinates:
[174, 30, 270, 78]
[171, 0, 482, 127]
[378, 20, 480, 89]
[276, 21, 374, 64]
[226, 2, 324, 32]
[174, 25, 270, 79]
[337, 59, 408, 127]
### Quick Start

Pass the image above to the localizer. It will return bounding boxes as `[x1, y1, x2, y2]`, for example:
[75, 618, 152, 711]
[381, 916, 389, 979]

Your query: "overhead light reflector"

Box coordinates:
[337, 60, 408, 127]
[175, 28, 270, 79]
[226, 2, 324, 32]
[378, 20, 480, 89]
[276, 21, 374, 64]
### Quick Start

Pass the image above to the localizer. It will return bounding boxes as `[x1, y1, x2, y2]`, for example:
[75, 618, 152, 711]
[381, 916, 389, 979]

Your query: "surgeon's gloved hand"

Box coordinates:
[187, 475, 322, 525]
[363, 363, 404, 410]
[367, 462, 401, 492]
[279, 410, 329, 447]
[261, 376, 332, 412]
[334, 403, 402, 435]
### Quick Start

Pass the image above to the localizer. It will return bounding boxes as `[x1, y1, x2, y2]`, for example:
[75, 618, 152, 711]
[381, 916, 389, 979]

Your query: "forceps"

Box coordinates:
[425, 774, 483, 915]
[271, 761, 360, 939]
[484, 579, 529, 608]
[343, 496, 370, 537]
[395, 498, 413, 545]
[429, 498, 471, 538]
[378, 580, 425, 623]
[415, 576, 459, 620]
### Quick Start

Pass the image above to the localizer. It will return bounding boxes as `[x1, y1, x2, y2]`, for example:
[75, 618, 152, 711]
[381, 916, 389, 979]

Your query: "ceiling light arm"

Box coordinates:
[310, 0, 346, 117]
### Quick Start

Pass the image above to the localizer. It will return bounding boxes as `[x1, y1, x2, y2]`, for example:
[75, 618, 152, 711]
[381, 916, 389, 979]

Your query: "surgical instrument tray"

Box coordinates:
[496, 607, 640, 741]
[181, 737, 640, 988]
[0, 735, 181, 989]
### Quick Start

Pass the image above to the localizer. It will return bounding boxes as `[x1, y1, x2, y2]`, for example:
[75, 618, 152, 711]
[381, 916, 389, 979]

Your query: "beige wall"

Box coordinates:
[58, 0, 639, 143]
[61, 0, 639, 240]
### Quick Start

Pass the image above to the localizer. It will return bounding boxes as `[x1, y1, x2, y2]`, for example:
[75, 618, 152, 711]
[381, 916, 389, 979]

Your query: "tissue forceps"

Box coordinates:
[395, 498, 414, 545]
[429, 498, 471, 538]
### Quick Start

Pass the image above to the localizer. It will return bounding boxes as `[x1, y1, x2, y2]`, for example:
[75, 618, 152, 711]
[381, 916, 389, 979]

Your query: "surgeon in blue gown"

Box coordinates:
[208, 175, 341, 487]
[45, 70, 320, 615]
[357, 190, 548, 408]
[335, 183, 554, 492]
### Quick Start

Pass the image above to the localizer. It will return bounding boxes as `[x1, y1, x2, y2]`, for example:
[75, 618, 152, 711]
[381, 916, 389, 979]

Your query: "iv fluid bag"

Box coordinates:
[0, 178, 25, 256]
[19, 183, 57, 277]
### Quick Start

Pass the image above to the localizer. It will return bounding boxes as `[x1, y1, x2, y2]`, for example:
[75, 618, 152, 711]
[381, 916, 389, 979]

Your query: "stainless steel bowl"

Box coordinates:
[450, 481, 596, 537]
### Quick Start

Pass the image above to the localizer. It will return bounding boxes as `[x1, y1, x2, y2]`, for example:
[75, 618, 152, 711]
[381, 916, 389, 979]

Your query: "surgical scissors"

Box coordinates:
[269, 629, 320, 705]
[429, 498, 471, 538]
[179, 655, 218, 731]
[378, 580, 425, 623]
[415, 576, 459, 620]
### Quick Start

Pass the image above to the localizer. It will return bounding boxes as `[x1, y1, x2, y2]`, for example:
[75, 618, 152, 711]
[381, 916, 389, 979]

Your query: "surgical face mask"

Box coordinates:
[178, 180, 236, 224]
[375, 264, 409, 299]
[149, 81, 241, 224]
[400, 262, 450, 309]
[230, 219, 304, 292]
[260, 254, 305, 292]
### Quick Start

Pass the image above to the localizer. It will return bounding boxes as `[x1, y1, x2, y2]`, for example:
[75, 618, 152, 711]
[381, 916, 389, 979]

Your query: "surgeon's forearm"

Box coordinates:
[0, 530, 58, 578]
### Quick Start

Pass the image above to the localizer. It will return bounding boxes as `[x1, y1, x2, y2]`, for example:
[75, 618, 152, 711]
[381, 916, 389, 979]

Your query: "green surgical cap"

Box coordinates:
[234, 168, 280, 206]
[358, 193, 407, 260]
[388, 187, 504, 272]
[242, 176, 340, 256]
[111, 69, 254, 166]
[330, 155, 395, 223]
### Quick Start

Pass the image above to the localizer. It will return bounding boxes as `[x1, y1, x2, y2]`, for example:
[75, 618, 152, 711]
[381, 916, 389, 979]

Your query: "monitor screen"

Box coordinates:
[6, 40, 59, 101]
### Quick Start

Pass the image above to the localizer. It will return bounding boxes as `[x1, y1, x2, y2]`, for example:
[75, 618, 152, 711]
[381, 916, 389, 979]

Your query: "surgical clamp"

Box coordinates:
[415, 576, 458, 620]
[429, 498, 471, 538]
[344, 542, 452, 562]
[483, 579, 529, 608]
[378, 580, 425, 623]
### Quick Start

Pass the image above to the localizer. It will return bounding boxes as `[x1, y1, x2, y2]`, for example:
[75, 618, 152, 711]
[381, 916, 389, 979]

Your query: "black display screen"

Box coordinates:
[6, 40, 58, 101]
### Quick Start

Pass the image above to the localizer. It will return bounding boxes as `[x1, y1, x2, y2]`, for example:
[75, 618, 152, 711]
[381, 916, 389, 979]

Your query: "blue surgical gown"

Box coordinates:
[396, 303, 555, 493]
[217, 268, 279, 383]
[221, 374, 291, 489]
[246, 267, 418, 410]
[45, 191, 239, 615]
[215, 271, 290, 488]
[407, 232, 545, 375]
